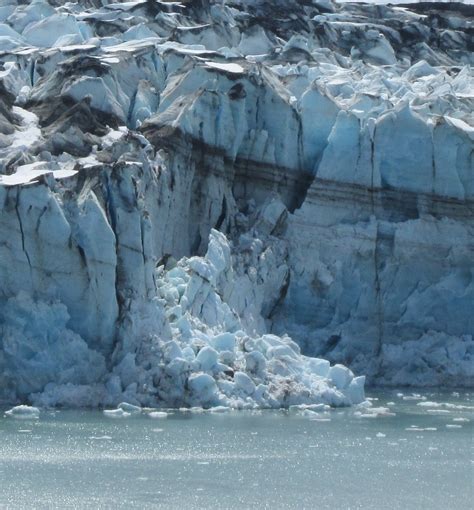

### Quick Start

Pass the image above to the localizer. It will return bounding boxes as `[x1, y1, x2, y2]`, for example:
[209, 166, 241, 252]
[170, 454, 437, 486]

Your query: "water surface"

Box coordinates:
[0, 390, 472, 509]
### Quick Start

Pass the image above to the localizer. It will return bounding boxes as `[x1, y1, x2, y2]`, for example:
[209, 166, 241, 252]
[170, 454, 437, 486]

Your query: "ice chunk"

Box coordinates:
[210, 333, 235, 353]
[267, 345, 299, 360]
[328, 364, 354, 390]
[195, 346, 219, 372]
[187, 373, 218, 405]
[417, 401, 442, 407]
[245, 351, 267, 375]
[162, 341, 183, 363]
[347, 376, 366, 404]
[209, 406, 231, 413]
[148, 411, 168, 419]
[103, 409, 131, 418]
[300, 409, 320, 418]
[357, 406, 395, 418]
[234, 371, 256, 396]
[306, 358, 330, 378]
[118, 402, 142, 415]
[5, 405, 40, 419]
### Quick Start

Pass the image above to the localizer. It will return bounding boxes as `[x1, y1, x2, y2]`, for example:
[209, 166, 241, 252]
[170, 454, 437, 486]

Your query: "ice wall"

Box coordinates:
[0, 0, 473, 405]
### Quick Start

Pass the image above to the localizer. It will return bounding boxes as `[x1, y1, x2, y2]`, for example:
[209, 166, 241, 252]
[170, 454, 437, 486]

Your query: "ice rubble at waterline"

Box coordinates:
[1, 230, 365, 409]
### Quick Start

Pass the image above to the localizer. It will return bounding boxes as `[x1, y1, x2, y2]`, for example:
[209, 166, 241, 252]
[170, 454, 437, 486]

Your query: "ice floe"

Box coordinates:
[5, 405, 40, 419]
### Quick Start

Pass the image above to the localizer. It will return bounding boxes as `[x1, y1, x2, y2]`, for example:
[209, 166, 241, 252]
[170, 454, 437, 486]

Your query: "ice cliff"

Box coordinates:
[0, 0, 473, 407]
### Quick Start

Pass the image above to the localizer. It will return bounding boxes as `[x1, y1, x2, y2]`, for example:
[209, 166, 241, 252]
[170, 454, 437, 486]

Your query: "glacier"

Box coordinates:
[0, 0, 473, 407]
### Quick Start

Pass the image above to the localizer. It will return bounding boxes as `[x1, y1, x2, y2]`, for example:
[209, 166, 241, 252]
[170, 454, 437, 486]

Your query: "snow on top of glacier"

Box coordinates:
[445, 116, 474, 139]
[158, 41, 217, 55]
[9, 107, 41, 149]
[177, 24, 212, 31]
[105, 0, 148, 9]
[203, 61, 244, 74]
[0, 162, 77, 187]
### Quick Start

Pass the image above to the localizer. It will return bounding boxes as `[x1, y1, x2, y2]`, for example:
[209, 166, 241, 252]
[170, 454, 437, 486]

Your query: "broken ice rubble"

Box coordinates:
[2, 230, 365, 409]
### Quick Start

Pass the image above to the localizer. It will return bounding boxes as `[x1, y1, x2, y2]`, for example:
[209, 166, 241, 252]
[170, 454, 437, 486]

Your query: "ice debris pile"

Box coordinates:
[0, 0, 473, 406]
[1, 230, 365, 408]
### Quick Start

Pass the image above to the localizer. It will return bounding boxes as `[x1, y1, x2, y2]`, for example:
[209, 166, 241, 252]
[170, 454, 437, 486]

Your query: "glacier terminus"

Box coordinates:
[0, 0, 473, 409]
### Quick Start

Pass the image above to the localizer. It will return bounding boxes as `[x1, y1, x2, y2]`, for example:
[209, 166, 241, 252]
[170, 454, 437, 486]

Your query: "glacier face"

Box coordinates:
[0, 0, 473, 406]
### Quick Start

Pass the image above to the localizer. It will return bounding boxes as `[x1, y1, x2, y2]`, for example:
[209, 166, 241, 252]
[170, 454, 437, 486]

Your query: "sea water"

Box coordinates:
[0, 390, 472, 509]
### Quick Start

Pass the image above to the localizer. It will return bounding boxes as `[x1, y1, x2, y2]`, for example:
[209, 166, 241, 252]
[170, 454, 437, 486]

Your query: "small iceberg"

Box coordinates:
[5, 405, 40, 419]
[117, 402, 142, 414]
[148, 411, 168, 419]
[103, 402, 142, 418]
[103, 408, 131, 419]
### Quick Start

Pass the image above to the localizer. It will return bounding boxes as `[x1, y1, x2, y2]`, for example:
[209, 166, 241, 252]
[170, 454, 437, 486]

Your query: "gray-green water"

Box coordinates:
[0, 390, 472, 509]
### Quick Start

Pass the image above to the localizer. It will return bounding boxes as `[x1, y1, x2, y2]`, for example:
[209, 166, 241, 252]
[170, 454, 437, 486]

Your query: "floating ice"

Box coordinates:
[356, 406, 396, 419]
[209, 406, 231, 413]
[103, 409, 131, 419]
[148, 411, 168, 419]
[118, 402, 142, 415]
[402, 395, 427, 401]
[5, 405, 40, 419]
[289, 404, 329, 413]
[417, 401, 443, 407]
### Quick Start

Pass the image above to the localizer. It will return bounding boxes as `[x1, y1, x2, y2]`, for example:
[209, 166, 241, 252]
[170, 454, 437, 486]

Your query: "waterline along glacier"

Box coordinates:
[0, 0, 472, 409]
